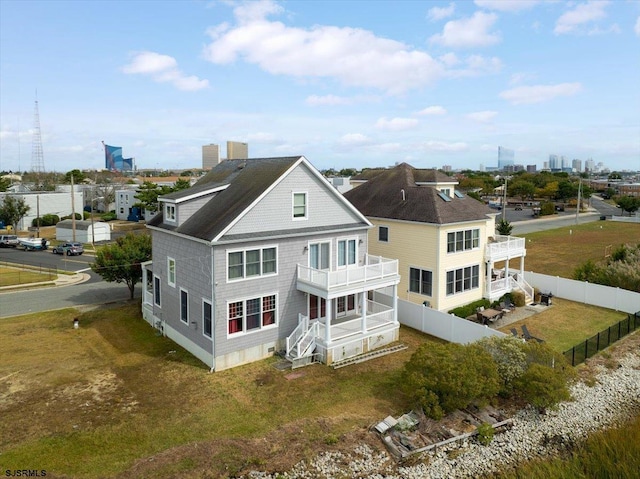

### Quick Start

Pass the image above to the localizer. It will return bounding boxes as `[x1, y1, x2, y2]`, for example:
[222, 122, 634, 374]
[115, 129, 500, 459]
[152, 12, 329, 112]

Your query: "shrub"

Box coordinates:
[511, 290, 526, 307]
[476, 336, 528, 395]
[32, 214, 60, 227]
[61, 213, 82, 221]
[449, 299, 491, 318]
[400, 342, 500, 419]
[540, 201, 556, 216]
[101, 212, 117, 221]
[476, 422, 495, 446]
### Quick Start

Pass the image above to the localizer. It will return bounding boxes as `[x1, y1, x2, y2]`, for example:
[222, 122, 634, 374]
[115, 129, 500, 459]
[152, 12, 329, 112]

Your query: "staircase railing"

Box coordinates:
[512, 274, 534, 302]
[286, 314, 319, 359]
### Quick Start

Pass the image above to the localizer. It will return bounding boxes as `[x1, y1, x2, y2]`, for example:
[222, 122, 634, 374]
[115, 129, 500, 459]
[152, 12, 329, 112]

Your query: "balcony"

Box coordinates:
[297, 254, 400, 299]
[485, 235, 526, 262]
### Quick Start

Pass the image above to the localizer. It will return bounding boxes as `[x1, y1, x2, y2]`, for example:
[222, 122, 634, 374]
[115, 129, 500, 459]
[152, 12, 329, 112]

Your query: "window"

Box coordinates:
[154, 276, 161, 306]
[309, 295, 326, 320]
[379, 226, 389, 242]
[167, 257, 176, 287]
[309, 242, 330, 270]
[228, 294, 277, 335]
[227, 247, 277, 281]
[203, 301, 212, 338]
[180, 289, 188, 323]
[409, 268, 433, 296]
[446, 265, 480, 295]
[293, 192, 307, 219]
[447, 228, 480, 253]
[338, 239, 356, 267]
[165, 204, 176, 221]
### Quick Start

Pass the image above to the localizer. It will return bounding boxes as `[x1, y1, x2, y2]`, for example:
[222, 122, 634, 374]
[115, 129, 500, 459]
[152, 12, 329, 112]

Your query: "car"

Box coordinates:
[514, 204, 523, 211]
[0, 234, 19, 247]
[52, 242, 84, 256]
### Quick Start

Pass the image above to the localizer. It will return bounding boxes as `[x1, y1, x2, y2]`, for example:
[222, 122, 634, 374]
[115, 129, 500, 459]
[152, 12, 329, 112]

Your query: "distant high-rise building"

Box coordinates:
[572, 159, 582, 173]
[527, 165, 537, 173]
[498, 146, 515, 169]
[227, 141, 248, 160]
[442, 164, 452, 172]
[202, 144, 220, 170]
[585, 158, 596, 172]
[549, 154, 560, 170]
[561, 156, 570, 171]
[543, 161, 549, 170]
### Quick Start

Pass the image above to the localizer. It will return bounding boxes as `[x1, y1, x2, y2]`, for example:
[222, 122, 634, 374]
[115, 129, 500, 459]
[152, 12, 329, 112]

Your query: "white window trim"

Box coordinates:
[226, 293, 278, 337]
[308, 241, 332, 270]
[180, 288, 189, 324]
[167, 257, 176, 287]
[164, 203, 176, 223]
[337, 236, 358, 269]
[447, 228, 481, 254]
[378, 225, 389, 243]
[202, 300, 212, 339]
[226, 245, 279, 283]
[292, 191, 308, 221]
[153, 275, 161, 307]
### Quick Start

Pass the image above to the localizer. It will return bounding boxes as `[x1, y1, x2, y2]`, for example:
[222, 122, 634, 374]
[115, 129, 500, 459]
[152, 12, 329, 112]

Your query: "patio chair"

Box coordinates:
[510, 328, 519, 337]
[521, 325, 544, 343]
[499, 302, 512, 313]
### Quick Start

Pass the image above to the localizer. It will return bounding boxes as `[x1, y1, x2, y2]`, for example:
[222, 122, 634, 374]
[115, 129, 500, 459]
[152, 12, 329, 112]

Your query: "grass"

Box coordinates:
[0, 304, 433, 478]
[0, 265, 57, 286]
[519, 222, 640, 278]
[497, 297, 627, 352]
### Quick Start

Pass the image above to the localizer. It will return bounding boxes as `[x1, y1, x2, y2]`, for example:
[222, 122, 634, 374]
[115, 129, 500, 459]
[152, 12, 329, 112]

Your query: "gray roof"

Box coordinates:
[147, 157, 304, 241]
[344, 163, 494, 225]
[351, 166, 455, 184]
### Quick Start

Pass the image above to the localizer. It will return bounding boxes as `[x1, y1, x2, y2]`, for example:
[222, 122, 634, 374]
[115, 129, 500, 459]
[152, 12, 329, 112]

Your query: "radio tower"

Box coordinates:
[31, 93, 45, 175]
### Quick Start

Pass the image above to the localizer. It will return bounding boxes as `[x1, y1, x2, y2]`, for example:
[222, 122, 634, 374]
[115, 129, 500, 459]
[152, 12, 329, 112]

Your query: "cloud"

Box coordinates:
[203, 0, 444, 94]
[428, 3, 455, 21]
[338, 133, 371, 146]
[554, 1, 610, 35]
[636, 16, 640, 36]
[420, 140, 468, 152]
[499, 83, 582, 104]
[375, 117, 419, 131]
[247, 132, 279, 143]
[430, 12, 501, 48]
[305, 94, 353, 106]
[417, 106, 447, 116]
[446, 54, 503, 78]
[474, 0, 539, 12]
[466, 110, 498, 122]
[122, 51, 209, 91]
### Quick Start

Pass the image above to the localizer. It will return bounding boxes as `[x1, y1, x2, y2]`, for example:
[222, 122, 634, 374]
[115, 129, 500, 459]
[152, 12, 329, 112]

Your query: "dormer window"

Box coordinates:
[165, 204, 176, 222]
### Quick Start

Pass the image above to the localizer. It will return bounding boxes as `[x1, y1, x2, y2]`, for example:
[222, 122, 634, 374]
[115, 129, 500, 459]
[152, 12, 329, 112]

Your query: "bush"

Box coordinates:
[449, 299, 491, 318]
[101, 212, 117, 221]
[400, 342, 500, 419]
[511, 290, 526, 307]
[476, 422, 495, 446]
[540, 201, 556, 216]
[61, 213, 82, 221]
[32, 214, 60, 227]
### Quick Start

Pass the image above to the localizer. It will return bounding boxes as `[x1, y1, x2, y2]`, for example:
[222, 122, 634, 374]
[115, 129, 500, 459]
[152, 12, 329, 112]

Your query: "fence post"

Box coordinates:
[584, 340, 589, 361]
[572, 347, 576, 367]
[596, 332, 600, 352]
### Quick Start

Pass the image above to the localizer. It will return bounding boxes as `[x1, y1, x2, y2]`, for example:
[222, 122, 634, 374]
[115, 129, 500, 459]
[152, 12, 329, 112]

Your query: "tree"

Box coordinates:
[173, 178, 192, 191]
[509, 179, 536, 201]
[64, 169, 86, 184]
[134, 182, 163, 213]
[496, 218, 513, 235]
[476, 336, 527, 395]
[0, 196, 30, 230]
[616, 195, 640, 216]
[91, 233, 152, 299]
[0, 176, 11, 192]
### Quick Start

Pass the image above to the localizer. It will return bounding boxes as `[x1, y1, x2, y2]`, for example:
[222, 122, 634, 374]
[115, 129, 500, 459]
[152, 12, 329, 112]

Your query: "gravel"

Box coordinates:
[244, 351, 640, 479]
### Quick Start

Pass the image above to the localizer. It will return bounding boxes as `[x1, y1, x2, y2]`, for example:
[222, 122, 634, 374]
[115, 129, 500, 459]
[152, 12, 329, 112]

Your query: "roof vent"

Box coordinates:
[401, 189, 405, 201]
[237, 160, 246, 170]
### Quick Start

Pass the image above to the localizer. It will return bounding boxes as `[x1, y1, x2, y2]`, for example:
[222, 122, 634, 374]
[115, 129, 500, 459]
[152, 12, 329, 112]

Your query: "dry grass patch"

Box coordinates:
[521, 222, 640, 278]
[0, 306, 436, 479]
[498, 297, 628, 352]
[0, 265, 56, 287]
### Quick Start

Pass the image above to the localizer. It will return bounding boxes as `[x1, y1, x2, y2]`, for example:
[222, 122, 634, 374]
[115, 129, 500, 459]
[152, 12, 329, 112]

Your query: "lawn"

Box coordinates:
[0, 265, 57, 287]
[520, 221, 640, 278]
[0, 304, 434, 478]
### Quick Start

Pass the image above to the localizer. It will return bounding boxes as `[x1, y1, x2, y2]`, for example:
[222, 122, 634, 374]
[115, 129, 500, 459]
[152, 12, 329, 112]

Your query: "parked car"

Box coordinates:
[514, 204, 523, 211]
[0, 234, 19, 247]
[52, 242, 84, 256]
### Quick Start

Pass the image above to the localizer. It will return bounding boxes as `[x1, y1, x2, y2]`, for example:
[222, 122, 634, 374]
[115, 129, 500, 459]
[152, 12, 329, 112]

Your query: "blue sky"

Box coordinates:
[1, 0, 639, 174]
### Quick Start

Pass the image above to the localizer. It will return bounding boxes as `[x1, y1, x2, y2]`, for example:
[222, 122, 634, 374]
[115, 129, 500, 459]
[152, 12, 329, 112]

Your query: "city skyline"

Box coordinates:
[1, 1, 639, 173]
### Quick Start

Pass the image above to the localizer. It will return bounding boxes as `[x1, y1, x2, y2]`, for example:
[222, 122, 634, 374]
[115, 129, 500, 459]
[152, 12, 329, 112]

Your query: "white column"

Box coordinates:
[486, 261, 493, 297]
[392, 284, 398, 324]
[361, 293, 367, 333]
[519, 255, 525, 276]
[325, 298, 332, 345]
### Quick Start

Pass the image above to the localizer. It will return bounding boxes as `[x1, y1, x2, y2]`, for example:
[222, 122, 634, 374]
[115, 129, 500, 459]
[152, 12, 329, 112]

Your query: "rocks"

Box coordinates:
[244, 351, 640, 479]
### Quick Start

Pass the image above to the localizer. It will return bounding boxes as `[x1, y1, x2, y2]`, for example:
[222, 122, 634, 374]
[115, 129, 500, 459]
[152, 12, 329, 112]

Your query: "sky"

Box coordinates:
[1, 0, 639, 174]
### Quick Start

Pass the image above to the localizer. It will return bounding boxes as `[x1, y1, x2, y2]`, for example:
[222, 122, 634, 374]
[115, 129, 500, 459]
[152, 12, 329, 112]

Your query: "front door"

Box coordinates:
[309, 295, 326, 320]
[336, 294, 356, 318]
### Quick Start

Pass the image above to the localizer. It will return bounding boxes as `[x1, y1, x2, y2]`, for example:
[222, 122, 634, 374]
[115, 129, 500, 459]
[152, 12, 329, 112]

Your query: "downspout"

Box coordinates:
[210, 243, 216, 373]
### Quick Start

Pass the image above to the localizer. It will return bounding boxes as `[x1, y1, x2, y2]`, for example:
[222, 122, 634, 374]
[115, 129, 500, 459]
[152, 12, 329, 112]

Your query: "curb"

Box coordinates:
[0, 272, 91, 292]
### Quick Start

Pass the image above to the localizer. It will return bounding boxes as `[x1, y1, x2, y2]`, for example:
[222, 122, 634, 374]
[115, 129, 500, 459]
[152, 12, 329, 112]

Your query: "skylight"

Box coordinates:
[454, 190, 465, 198]
[438, 191, 451, 202]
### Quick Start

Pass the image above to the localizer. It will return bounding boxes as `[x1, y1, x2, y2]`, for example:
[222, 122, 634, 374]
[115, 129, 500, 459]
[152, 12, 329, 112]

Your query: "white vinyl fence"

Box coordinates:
[523, 272, 640, 314]
[374, 291, 505, 344]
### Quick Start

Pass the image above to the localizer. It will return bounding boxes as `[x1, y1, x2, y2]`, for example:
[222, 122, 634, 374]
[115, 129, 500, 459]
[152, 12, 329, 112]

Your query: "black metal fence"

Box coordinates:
[563, 311, 640, 366]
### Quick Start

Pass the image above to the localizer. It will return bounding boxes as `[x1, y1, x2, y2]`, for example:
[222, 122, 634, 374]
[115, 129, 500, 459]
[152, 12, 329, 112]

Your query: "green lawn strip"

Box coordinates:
[521, 222, 640, 278]
[0, 266, 57, 286]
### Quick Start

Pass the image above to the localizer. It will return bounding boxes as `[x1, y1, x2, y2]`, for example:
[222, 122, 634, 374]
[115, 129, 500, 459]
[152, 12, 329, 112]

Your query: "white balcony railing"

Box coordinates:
[485, 235, 526, 259]
[297, 254, 398, 292]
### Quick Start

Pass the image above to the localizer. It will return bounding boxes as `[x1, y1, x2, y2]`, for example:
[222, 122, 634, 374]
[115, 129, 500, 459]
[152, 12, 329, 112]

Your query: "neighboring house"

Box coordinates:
[141, 157, 400, 371]
[115, 188, 156, 222]
[0, 191, 83, 231]
[344, 163, 531, 312]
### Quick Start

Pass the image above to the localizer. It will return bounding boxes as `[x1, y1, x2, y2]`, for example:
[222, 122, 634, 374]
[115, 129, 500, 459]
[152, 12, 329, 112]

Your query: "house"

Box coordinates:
[0, 191, 83, 231]
[344, 163, 532, 312]
[141, 157, 400, 371]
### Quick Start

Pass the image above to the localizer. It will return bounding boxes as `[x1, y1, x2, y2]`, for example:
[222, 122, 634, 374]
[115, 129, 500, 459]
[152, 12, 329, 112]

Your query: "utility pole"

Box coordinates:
[575, 178, 582, 224]
[502, 176, 508, 222]
[71, 174, 76, 242]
